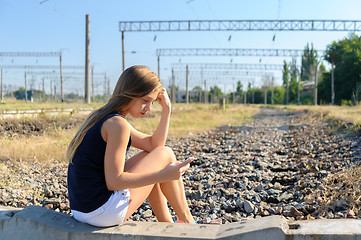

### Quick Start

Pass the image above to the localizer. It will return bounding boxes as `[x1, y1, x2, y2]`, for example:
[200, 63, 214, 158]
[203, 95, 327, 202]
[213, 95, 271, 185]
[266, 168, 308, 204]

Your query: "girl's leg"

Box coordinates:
[124, 151, 172, 222]
[123, 146, 194, 223]
[159, 177, 193, 223]
[156, 148, 194, 223]
[147, 183, 173, 222]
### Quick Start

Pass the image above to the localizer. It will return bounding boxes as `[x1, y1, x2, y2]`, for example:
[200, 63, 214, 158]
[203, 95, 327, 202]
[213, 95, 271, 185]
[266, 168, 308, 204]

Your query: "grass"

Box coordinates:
[279, 104, 361, 124]
[0, 127, 76, 165]
[127, 103, 260, 138]
[0, 99, 103, 111]
[0, 103, 260, 163]
[273, 104, 361, 136]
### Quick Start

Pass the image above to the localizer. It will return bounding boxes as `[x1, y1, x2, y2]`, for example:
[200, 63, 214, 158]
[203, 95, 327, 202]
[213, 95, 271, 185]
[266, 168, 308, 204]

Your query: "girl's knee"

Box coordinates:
[153, 146, 176, 162]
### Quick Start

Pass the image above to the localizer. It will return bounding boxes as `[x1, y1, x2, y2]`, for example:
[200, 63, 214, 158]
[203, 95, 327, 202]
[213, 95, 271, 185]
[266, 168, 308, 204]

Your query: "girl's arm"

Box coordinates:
[131, 88, 171, 152]
[102, 116, 190, 190]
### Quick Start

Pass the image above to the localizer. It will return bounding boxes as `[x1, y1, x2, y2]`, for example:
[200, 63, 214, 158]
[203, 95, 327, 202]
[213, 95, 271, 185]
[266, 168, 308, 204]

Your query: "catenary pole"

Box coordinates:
[286, 76, 289, 105]
[271, 77, 274, 105]
[0, 68, 3, 103]
[85, 14, 91, 104]
[314, 64, 318, 105]
[186, 64, 189, 104]
[42, 78, 45, 102]
[331, 61, 335, 105]
[157, 55, 160, 77]
[60, 52, 64, 102]
[171, 69, 175, 103]
[122, 31, 125, 71]
[91, 66, 94, 102]
[297, 75, 300, 105]
[24, 72, 27, 102]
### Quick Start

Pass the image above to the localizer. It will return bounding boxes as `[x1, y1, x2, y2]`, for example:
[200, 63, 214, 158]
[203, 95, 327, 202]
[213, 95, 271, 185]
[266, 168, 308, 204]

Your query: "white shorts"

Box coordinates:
[71, 189, 130, 227]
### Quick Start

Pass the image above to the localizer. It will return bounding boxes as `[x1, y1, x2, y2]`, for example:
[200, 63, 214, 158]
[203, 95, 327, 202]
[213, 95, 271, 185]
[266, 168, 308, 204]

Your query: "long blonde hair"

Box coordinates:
[66, 65, 162, 163]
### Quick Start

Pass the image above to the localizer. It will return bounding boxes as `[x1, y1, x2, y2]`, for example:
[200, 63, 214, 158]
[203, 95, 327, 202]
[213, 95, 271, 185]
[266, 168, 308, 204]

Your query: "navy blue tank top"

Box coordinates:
[67, 113, 131, 213]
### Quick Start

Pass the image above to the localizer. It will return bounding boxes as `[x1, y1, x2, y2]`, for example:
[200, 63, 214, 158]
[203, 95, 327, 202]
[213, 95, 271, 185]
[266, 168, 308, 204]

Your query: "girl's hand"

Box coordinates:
[161, 157, 194, 181]
[157, 88, 171, 113]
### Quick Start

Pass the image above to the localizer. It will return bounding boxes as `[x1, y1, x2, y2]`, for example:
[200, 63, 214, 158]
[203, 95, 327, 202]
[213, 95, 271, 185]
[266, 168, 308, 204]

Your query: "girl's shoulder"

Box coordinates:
[101, 115, 130, 142]
[103, 114, 130, 131]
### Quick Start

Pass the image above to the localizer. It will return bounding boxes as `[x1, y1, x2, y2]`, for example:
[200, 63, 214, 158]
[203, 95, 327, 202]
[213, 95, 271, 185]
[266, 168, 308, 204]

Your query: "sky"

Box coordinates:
[1, 0, 361, 96]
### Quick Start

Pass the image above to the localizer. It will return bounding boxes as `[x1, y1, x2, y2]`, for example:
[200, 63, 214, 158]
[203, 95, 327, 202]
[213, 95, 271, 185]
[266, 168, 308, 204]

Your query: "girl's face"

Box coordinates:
[125, 89, 159, 118]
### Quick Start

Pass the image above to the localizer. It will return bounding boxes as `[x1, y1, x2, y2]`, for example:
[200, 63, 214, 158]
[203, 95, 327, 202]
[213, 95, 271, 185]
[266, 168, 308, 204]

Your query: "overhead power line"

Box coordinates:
[24, 71, 105, 76]
[0, 65, 83, 69]
[119, 20, 361, 32]
[0, 52, 61, 57]
[171, 63, 289, 71]
[174, 70, 274, 77]
[156, 48, 325, 57]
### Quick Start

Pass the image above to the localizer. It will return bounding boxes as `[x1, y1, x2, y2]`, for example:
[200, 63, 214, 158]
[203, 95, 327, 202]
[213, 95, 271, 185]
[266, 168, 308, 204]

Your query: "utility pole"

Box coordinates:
[286, 76, 289, 105]
[91, 66, 94, 102]
[297, 75, 300, 105]
[24, 72, 27, 102]
[202, 67, 207, 104]
[232, 83, 235, 103]
[204, 80, 208, 104]
[271, 77, 274, 105]
[122, 31, 125, 71]
[107, 78, 110, 98]
[244, 91, 247, 104]
[314, 64, 318, 106]
[85, 14, 91, 104]
[42, 78, 45, 102]
[60, 52, 64, 102]
[0, 68, 3, 103]
[252, 81, 255, 104]
[264, 87, 267, 105]
[171, 69, 176, 103]
[50, 79, 53, 101]
[331, 61, 335, 105]
[186, 64, 189, 104]
[103, 73, 107, 100]
[213, 87, 216, 103]
[157, 55, 160, 77]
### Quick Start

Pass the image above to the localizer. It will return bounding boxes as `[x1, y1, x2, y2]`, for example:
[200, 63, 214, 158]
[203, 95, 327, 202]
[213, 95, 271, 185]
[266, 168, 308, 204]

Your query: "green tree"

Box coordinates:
[282, 61, 289, 86]
[246, 87, 263, 104]
[282, 60, 290, 104]
[301, 43, 318, 81]
[272, 86, 286, 104]
[210, 85, 223, 96]
[321, 33, 361, 105]
[289, 58, 299, 103]
[228, 81, 243, 103]
[192, 86, 202, 91]
[209, 85, 223, 103]
[236, 81, 243, 95]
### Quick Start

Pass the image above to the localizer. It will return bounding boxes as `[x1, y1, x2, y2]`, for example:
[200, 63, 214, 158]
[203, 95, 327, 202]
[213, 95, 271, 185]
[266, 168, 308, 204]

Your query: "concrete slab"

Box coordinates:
[1, 205, 361, 240]
[0, 206, 22, 221]
[216, 215, 286, 240]
[287, 219, 361, 240]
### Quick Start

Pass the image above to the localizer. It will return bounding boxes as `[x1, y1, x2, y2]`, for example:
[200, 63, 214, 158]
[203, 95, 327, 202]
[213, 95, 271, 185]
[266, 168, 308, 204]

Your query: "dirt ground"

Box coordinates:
[0, 116, 84, 138]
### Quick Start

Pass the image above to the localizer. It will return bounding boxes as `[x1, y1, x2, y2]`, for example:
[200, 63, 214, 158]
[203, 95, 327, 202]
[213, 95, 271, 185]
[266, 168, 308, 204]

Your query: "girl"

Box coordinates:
[66, 65, 196, 227]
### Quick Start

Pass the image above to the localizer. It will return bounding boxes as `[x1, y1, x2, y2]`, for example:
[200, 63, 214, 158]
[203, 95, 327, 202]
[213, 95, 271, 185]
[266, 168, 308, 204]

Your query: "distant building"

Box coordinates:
[15, 90, 33, 101]
[176, 91, 202, 103]
[301, 80, 314, 96]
